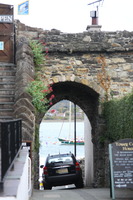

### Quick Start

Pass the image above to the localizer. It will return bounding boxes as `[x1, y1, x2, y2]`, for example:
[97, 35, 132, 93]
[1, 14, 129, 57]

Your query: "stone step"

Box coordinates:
[0, 62, 16, 68]
[0, 95, 14, 102]
[0, 83, 15, 89]
[0, 63, 16, 120]
[0, 109, 13, 116]
[0, 62, 15, 67]
[0, 80, 15, 84]
[0, 76, 15, 82]
[0, 89, 15, 95]
[0, 81, 15, 85]
[0, 66, 16, 70]
[0, 63, 16, 119]
[0, 70, 16, 76]
[0, 102, 14, 109]
[0, 116, 13, 120]
[0, 63, 16, 72]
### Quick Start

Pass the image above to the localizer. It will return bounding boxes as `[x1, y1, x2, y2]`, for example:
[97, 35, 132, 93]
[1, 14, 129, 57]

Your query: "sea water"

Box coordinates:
[39, 121, 85, 165]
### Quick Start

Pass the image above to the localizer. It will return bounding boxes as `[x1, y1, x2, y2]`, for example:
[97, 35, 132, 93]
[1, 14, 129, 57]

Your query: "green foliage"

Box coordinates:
[26, 80, 54, 113]
[103, 92, 133, 142]
[29, 40, 44, 67]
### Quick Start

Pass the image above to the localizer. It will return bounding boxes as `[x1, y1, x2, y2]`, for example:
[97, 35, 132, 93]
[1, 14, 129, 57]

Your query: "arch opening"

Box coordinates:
[38, 81, 100, 188]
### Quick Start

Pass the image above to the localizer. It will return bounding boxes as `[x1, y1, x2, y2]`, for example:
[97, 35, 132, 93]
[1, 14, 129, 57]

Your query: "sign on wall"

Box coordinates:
[0, 15, 13, 23]
[18, 1, 29, 15]
[0, 3, 14, 63]
[0, 42, 4, 50]
[109, 138, 133, 199]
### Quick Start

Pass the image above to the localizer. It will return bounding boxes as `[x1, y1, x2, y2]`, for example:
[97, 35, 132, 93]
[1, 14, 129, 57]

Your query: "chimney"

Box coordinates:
[91, 11, 98, 25]
[86, 10, 102, 31]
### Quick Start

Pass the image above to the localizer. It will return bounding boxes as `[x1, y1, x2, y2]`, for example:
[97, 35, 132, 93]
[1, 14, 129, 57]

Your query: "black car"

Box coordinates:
[40, 152, 84, 190]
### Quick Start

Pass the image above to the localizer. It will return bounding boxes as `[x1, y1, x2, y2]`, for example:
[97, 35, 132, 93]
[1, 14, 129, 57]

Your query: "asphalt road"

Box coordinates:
[30, 185, 133, 200]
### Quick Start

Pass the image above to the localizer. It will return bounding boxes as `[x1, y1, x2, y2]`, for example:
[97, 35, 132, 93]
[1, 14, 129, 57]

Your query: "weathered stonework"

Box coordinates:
[14, 20, 133, 188]
[14, 33, 38, 188]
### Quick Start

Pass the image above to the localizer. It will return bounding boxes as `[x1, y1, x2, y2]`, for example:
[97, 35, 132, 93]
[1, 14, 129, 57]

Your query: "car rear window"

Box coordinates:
[48, 155, 74, 164]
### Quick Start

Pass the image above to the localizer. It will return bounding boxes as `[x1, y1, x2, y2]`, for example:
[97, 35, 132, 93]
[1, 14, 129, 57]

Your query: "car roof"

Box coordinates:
[47, 152, 73, 158]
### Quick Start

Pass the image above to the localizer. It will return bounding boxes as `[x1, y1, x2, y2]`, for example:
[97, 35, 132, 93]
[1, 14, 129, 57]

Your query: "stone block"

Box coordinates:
[16, 60, 34, 77]
[81, 79, 89, 86]
[83, 36, 91, 42]
[22, 121, 34, 136]
[77, 68, 88, 73]
[110, 58, 125, 63]
[52, 77, 59, 83]
[22, 127, 33, 141]
[14, 105, 35, 124]
[18, 31, 38, 39]
[14, 98, 35, 113]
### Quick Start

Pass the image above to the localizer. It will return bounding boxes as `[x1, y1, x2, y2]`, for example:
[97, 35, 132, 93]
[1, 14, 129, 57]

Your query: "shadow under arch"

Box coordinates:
[38, 81, 106, 188]
[46, 81, 100, 187]
[51, 81, 99, 126]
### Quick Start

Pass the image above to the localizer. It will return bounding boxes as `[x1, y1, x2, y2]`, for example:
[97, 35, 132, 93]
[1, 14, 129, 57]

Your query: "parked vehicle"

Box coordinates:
[40, 152, 84, 190]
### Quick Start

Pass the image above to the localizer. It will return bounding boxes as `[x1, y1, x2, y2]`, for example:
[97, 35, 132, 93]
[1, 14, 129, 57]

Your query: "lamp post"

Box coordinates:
[74, 103, 76, 157]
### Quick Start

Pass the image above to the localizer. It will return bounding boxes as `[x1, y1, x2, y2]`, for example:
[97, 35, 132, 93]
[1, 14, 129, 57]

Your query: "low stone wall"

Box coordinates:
[0, 148, 30, 200]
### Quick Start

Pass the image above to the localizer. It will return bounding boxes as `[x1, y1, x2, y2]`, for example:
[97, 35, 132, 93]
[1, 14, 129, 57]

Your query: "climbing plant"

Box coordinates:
[27, 40, 54, 152]
[29, 40, 45, 68]
[26, 80, 54, 113]
[102, 91, 133, 142]
[27, 39, 54, 113]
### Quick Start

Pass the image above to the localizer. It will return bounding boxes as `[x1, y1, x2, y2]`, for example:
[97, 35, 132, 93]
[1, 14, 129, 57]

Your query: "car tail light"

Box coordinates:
[75, 162, 80, 171]
[43, 166, 48, 175]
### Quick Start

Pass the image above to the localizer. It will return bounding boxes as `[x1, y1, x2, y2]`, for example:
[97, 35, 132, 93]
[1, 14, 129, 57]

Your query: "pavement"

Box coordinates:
[29, 185, 133, 200]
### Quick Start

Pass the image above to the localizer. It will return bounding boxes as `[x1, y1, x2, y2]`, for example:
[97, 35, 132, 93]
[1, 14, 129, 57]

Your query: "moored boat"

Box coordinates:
[58, 137, 84, 145]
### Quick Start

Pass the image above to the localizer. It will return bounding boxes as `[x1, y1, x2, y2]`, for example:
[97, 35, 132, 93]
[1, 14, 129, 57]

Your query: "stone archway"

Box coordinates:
[14, 35, 106, 188]
[38, 81, 99, 141]
[14, 23, 133, 189]
[36, 81, 106, 187]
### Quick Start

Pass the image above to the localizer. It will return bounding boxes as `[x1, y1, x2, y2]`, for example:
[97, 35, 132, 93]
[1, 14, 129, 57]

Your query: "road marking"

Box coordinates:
[43, 194, 61, 198]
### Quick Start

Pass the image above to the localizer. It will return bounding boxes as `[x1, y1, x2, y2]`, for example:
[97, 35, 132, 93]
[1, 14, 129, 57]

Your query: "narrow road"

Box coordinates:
[30, 185, 133, 200]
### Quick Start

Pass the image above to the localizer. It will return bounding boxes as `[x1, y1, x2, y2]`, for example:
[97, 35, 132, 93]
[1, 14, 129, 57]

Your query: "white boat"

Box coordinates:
[58, 102, 84, 145]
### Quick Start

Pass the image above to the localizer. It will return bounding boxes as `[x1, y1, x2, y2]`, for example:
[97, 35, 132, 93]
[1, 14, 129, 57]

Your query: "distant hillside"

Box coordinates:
[44, 100, 84, 120]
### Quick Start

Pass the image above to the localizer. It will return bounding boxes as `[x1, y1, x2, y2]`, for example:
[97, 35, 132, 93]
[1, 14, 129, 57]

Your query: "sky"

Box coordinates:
[0, 0, 133, 33]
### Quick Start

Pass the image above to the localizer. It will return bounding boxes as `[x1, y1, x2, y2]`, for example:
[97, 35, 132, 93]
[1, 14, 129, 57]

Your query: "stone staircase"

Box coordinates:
[0, 63, 16, 120]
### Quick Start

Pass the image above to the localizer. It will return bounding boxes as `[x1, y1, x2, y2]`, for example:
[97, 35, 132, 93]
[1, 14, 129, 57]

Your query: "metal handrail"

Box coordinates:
[0, 119, 22, 191]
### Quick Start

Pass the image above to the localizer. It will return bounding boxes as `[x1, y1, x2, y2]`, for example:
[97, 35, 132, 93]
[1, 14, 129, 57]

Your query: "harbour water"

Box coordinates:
[39, 121, 85, 166]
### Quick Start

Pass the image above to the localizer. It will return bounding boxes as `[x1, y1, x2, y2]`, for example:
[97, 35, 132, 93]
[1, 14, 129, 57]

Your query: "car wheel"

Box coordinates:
[75, 177, 84, 188]
[43, 182, 52, 190]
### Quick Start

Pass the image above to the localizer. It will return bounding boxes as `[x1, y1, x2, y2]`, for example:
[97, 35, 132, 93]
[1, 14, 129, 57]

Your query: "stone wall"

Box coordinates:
[14, 35, 35, 141]
[14, 28, 38, 188]
[14, 20, 133, 188]
[15, 20, 133, 98]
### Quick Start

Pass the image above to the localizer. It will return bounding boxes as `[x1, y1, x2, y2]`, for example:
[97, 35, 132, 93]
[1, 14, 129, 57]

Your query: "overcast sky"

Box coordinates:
[0, 0, 133, 33]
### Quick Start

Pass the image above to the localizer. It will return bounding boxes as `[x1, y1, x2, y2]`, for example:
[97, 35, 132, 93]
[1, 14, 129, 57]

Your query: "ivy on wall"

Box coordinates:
[103, 91, 133, 142]
[29, 40, 45, 68]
